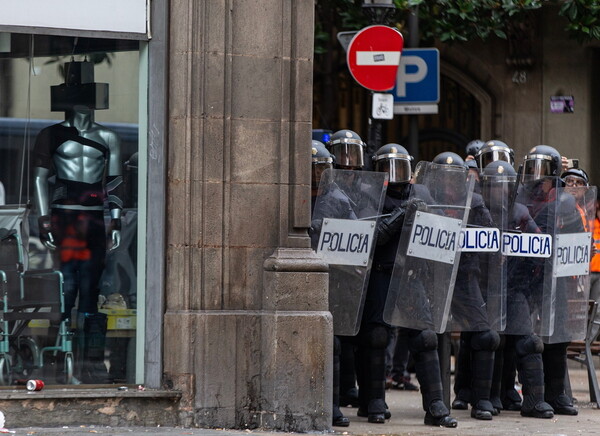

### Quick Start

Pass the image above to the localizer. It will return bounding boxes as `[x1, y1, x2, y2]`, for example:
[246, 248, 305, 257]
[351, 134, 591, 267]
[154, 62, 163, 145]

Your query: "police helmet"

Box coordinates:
[311, 140, 333, 189]
[521, 145, 561, 183]
[327, 129, 365, 169]
[561, 167, 589, 187]
[475, 140, 514, 170]
[312, 140, 333, 165]
[373, 143, 412, 184]
[482, 160, 517, 180]
[432, 151, 465, 167]
[465, 139, 485, 158]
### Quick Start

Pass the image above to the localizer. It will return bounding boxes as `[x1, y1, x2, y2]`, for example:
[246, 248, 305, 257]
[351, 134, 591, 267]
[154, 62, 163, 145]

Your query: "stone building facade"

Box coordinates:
[0, 1, 598, 433]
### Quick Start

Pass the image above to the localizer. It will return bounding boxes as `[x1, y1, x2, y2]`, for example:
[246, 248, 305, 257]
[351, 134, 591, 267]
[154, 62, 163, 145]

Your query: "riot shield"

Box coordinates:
[311, 168, 388, 336]
[503, 177, 559, 337]
[542, 185, 597, 344]
[448, 179, 508, 333]
[383, 161, 474, 333]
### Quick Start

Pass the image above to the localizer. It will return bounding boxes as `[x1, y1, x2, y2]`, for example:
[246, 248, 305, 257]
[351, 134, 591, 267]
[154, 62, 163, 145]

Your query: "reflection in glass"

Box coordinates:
[0, 34, 139, 385]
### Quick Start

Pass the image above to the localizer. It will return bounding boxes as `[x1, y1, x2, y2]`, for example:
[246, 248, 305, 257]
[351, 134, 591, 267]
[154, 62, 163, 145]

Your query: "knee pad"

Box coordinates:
[471, 330, 500, 351]
[367, 325, 389, 349]
[408, 329, 438, 353]
[333, 335, 341, 356]
[515, 334, 544, 357]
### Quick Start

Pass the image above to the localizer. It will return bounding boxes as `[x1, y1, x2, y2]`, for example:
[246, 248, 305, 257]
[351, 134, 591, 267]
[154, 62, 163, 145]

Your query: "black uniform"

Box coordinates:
[506, 180, 581, 417]
[527, 185, 582, 414]
[451, 193, 501, 418]
[310, 182, 357, 426]
[356, 183, 456, 427]
[493, 202, 540, 411]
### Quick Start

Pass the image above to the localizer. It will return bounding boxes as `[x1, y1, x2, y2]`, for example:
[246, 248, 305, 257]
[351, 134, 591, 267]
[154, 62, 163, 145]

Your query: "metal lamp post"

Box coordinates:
[362, 0, 396, 25]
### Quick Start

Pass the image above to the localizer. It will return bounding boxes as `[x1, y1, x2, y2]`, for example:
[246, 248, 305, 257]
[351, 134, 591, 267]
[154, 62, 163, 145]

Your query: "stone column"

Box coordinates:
[163, 0, 332, 431]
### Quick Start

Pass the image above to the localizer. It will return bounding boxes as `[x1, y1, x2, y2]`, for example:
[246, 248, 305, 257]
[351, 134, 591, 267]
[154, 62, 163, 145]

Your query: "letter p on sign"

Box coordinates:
[396, 56, 427, 97]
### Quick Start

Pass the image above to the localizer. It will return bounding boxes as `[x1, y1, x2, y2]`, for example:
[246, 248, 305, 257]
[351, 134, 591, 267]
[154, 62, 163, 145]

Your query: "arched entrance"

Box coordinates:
[313, 58, 495, 163]
[396, 62, 495, 162]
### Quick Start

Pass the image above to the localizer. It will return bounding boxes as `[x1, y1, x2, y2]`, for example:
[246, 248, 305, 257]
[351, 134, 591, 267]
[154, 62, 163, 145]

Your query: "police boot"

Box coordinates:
[424, 400, 458, 428]
[519, 367, 553, 418]
[360, 326, 390, 423]
[501, 337, 522, 411]
[413, 348, 457, 426]
[516, 336, 553, 419]
[543, 343, 578, 416]
[470, 331, 500, 420]
[77, 312, 109, 384]
[339, 337, 360, 407]
[490, 337, 506, 414]
[407, 330, 445, 415]
[332, 337, 350, 427]
[452, 333, 471, 410]
[332, 405, 350, 427]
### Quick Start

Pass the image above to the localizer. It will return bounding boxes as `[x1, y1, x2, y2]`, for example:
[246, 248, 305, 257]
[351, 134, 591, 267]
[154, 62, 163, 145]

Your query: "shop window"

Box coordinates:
[0, 33, 145, 386]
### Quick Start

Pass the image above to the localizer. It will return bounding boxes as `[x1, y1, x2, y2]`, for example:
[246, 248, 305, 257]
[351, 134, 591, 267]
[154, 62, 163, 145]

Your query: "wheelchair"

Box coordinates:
[0, 205, 74, 385]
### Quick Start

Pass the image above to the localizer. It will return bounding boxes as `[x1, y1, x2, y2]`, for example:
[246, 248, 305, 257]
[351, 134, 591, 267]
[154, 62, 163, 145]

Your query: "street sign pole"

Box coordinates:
[366, 101, 382, 170]
[407, 7, 419, 162]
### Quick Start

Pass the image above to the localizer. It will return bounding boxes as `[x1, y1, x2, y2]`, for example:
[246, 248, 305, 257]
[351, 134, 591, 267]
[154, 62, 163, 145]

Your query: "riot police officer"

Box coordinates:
[325, 129, 368, 411]
[361, 143, 457, 427]
[310, 139, 350, 427]
[509, 145, 580, 418]
[479, 160, 539, 413]
[520, 145, 580, 416]
[471, 140, 515, 412]
[430, 152, 500, 420]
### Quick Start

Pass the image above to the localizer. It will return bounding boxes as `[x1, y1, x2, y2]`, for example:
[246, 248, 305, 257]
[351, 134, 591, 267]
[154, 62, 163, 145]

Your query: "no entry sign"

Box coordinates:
[347, 25, 404, 92]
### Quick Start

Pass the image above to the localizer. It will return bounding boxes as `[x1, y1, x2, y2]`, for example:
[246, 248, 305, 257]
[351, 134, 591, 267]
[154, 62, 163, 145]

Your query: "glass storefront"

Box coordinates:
[0, 33, 146, 386]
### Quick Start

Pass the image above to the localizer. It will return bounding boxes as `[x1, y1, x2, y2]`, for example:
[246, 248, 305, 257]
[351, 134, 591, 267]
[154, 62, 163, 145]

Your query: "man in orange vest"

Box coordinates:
[589, 187, 600, 339]
[561, 168, 599, 340]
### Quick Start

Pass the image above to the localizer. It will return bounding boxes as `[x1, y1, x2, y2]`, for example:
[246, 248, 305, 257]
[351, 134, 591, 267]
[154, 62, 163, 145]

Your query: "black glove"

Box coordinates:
[309, 218, 323, 236]
[404, 198, 428, 215]
[38, 214, 52, 241]
[109, 218, 122, 232]
[38, 214, 56, 249]
[376, 205, 406, 246]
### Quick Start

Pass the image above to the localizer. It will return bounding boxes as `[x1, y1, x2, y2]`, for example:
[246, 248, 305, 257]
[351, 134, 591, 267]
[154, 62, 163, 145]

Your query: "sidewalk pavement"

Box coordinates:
[12, 364, 600, 436]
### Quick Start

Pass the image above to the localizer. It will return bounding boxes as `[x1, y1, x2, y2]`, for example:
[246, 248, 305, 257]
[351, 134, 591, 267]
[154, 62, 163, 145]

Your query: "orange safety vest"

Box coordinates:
[591, 217, 600, 273]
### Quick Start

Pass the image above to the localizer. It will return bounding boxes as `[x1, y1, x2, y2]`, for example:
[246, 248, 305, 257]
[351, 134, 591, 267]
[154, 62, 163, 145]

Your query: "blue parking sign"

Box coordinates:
[393, 48, 439, 104]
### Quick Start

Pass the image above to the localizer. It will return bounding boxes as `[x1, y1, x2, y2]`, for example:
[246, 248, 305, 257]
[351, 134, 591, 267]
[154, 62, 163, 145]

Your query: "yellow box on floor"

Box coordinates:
[99, 308, 137, 330]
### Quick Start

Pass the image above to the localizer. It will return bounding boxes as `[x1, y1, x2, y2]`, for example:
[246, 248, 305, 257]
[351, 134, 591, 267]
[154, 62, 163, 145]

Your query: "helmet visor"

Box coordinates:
[428, 164, 467, 203]
[477, 149, 513, 169]
[374, 158, 411, 184]
[329, 143, 364, 168]
[521, 157, 554, 183]
[481, 176, 515, 208]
